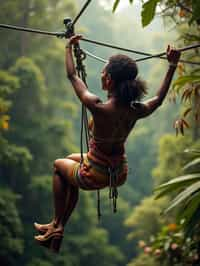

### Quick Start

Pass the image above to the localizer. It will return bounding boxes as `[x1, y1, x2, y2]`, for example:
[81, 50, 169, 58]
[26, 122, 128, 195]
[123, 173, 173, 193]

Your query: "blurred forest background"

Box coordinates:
[0, 0, 199, 265]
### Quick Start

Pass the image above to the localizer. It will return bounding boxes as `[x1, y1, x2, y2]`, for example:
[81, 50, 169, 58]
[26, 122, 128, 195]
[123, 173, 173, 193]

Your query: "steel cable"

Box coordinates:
[0, 24, 200, 65]
[136, 43, 200, 62]
[71, 0, 92, 27]
[83, 49, 108, 63]
[81, 37, 200, 65]
[0, 23, 63, 37]
[83, 48, 200, 66]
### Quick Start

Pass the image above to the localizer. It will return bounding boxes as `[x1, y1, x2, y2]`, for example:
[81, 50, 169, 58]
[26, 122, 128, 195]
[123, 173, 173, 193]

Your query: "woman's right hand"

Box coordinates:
[166, 45, 181, 65]
[68, 34, 83, 47]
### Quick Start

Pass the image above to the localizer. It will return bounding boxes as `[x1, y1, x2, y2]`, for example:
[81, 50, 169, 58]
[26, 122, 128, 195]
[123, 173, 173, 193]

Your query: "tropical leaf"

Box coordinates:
[155, 174, 200, 191]
[185, 207, 200, 237]
[183, 33, 200, 42]
[184, 149, 200, 154]
[163, 181, 200, 214]
[112, 0, 120, 12]
[178, 193, 200, 225]
[191, 68, 200, 75]
[183, 107, 192, 118]
[191, 0, 200, 21]
[172, 75, 200, 92]
[155, 184, 188, 200]
[183, 158, 200, 172]
[141, 0, 159, 27]
[181, 87, 193, 102]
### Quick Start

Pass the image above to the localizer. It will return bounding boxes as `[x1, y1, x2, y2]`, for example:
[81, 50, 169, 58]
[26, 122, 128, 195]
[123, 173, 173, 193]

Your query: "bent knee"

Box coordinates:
[54, 159, 64, 170]
[67, 153, 77, 159]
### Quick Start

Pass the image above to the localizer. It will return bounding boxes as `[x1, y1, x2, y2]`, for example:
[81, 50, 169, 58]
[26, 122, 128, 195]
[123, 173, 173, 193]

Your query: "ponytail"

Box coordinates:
[115, 77, 147, 105]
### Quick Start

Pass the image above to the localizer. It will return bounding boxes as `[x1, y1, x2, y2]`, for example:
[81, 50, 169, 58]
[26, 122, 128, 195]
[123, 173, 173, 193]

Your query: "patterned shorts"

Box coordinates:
[72, 155, 128, 190]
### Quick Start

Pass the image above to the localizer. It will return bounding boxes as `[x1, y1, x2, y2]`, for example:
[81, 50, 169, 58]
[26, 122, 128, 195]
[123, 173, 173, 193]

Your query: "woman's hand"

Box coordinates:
[167, 45, 181, 66]
[67, 34, 83, 48]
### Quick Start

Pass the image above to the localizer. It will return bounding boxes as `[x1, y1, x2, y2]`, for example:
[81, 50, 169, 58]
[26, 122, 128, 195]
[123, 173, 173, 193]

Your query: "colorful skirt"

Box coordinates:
[72, 154, 128, 190]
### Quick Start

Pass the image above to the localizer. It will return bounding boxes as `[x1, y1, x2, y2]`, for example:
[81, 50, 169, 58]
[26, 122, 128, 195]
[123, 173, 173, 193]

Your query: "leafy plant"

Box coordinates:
[137, 223, 200, 266]
[112, 0, 200, 135]
[155, 149, 200, 236]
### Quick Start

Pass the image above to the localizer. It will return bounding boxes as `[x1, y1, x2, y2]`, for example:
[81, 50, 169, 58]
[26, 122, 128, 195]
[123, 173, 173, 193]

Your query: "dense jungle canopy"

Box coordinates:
[0, 0, 199, 265]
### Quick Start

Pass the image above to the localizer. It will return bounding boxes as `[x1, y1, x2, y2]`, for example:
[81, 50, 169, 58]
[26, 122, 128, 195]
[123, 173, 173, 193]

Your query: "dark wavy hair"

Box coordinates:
[105, 54, 147, 105]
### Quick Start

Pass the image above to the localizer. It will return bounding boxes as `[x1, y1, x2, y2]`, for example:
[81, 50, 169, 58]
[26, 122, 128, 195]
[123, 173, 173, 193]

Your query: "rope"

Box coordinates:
[0, 23, 199, 65]
[81, 38, 200, 65]
[108, 168, 118, 213]
[71, 0, 92, 27]
[0, 23, 63, 37]
[73, 43, 89, 158]
[73, 42, 102, 219]
[83, 49, 108, 63]
[82, 37, 159, 56]
[136, 43, 200, 62]
[84, 48, 200, 66]
[0, 0, 93, 37]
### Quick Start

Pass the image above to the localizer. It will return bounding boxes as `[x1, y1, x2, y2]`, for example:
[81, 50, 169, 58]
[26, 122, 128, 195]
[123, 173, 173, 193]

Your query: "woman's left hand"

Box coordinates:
[167, 45, 181, 65]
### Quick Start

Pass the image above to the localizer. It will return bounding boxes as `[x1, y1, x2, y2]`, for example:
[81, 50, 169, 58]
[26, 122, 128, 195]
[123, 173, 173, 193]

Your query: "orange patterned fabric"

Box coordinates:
[72, 154, 128, 190]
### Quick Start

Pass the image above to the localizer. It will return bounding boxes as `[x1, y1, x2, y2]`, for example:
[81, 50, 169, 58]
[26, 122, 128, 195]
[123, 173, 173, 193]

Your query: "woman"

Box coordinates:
[34, 35, 181, 252]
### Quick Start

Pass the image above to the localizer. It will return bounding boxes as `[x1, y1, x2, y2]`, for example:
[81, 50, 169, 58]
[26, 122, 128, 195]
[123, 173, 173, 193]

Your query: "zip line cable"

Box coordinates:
[136, 43, 200, 62]
[71, 0, 92, 27]
[0, 23, 160, 56]
[0, 23, 63, 37]
[84, 48, 200, 66]
[83, 49, 108, 63]
[81, 38, 200, 65]
[81, 37, 156, 56]
[0, 1, 93, 37]
[0, 23, 199, 65]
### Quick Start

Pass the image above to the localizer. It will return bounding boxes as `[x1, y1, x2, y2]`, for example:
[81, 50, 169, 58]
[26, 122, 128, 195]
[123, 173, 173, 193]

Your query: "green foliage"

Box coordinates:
[112, 0, 134, 12]
[141, 0, 159, 27]
[97, 190, 133, 263]
[7, 56, 76, 174]
[126, 126, 156, 199]
[155, 173, 200, 200]
[137, 223, 200, 266]
[66, 227, 124, 266]
[0, 70, 19, 131]
[0, 0, 76, 67]
[155, 148, 200, 237]
[0, 139, 32, 193]
[10, 56, 47, 114]
[128, 253, 159, 266]
[173, 75, 200, 93]
[0, 70, 19, 97]
[125, 196, 168, 242]
[191, 0, 200, 23]
[153, 134, 193, 185]
[27, 258, 53, 266]
[112, 0, 120, 12]
[0, 188, 24, 266]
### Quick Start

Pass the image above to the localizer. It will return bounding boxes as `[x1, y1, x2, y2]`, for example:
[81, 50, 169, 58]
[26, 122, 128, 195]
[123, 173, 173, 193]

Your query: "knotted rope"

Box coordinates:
[72, 40, 102, 219]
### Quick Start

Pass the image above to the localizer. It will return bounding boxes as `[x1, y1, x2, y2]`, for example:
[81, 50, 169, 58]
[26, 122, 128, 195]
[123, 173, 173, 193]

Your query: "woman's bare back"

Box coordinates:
[91, 99, 137, 155]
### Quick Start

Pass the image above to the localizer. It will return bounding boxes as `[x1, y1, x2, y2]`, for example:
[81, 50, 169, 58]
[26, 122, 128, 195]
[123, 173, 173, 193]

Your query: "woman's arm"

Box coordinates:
[65, 35, 101, 111]
[137, 46, 181, 119]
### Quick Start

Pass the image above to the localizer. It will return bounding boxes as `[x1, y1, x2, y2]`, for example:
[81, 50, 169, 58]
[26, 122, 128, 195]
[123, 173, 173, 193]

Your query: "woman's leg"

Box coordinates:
[35, 156, 82, 238]
[53, 156, 84, 228]
[52, 167, 78, 229]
